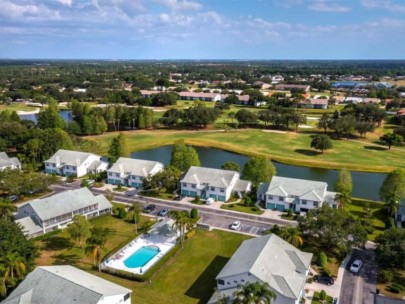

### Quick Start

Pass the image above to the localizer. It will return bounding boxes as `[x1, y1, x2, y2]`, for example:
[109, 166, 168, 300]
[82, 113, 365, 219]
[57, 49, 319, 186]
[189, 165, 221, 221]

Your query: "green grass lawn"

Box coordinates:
[36, 214, 250, 304]
[344, 198, 387, 240]
[221, 203, 264, 215]
[84, 129, 405, 172]
[377, 270, 405, 299]
[0, 103, 39, 113]
[35, 214, 151, 268]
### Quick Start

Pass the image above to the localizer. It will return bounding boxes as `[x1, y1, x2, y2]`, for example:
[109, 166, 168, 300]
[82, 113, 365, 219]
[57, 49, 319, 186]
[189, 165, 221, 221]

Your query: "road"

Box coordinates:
[339, 244, 378, 304]
[50, 183, 295, 236]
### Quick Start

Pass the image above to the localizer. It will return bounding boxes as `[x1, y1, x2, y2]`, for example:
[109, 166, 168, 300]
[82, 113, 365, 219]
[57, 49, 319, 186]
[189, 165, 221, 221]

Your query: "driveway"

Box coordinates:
[339, 243, 378, 304]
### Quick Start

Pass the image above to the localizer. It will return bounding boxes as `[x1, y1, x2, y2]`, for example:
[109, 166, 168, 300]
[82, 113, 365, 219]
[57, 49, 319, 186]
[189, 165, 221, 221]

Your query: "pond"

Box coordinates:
[132, 145, 387, 201]
[18, 110, 73, 124]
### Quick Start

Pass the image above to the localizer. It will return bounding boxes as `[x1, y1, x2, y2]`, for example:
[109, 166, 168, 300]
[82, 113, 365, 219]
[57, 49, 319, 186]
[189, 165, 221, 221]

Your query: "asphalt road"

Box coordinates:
[50, 183, 295, 235]
[339, 244, 378, 304]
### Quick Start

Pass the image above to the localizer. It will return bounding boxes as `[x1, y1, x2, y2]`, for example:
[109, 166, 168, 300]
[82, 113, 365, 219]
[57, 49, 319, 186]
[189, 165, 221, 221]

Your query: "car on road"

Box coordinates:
[158, 208, 170, 217]
[143, 204, 157, 213]
[350, 260, 363, 273]
[230, 221, 241, 230]
[313, 275, 334, 286]
[173, 195, 184, 201]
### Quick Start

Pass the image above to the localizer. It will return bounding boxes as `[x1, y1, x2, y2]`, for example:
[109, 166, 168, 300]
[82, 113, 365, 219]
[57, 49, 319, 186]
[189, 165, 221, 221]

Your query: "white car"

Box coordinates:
[230, 221, 241, 230]
[350, 260, 362, 273]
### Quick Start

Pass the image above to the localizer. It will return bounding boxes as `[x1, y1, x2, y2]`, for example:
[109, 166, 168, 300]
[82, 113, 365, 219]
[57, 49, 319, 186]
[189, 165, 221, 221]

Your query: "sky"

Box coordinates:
[0, 0, 404, 60]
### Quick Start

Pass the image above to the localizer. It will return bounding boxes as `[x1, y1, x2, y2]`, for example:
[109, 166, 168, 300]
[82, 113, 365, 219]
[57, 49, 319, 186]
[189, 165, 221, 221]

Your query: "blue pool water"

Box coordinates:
[124, 245, 160, 268]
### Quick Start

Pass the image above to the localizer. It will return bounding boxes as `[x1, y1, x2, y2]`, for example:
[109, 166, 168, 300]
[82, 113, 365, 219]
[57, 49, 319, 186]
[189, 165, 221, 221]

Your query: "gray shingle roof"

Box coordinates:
[15, 217, 42, 236]
[232, 179, 251, 192]
[0, 152, 21, 168]
[3, 266, 131, 304]
[265, 176, 327, 202]
[216, 234, 312, 300]
[45, 149, 101, 167]
[22, 188, 112, 221]
[108, 157, 163, 177]
[180, 166, 238, 189]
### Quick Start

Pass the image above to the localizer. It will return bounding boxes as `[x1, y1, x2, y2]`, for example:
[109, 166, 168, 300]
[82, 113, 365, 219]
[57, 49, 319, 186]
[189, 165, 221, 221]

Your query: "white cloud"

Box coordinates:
[361, 0, 405, 13]
[0, 0, 61, 20]
[56, 0, 73, 7]
[308, 0, 351, 12]
[154, 0, 202, 10]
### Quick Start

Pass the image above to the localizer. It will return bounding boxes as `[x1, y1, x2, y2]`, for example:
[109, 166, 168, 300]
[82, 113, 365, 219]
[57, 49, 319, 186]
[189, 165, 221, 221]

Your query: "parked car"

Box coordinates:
[143, 204, 157, 213]
[174, 195, 184, 201]
[350, 260, 362, 273]
[158, 208, 170, 217]
[313, 275, 334, 286]
[86, 179, 95, 187]
[206, 198, 215, 205]
[8, 195, 18, 202]
[230, 221, 241, 230]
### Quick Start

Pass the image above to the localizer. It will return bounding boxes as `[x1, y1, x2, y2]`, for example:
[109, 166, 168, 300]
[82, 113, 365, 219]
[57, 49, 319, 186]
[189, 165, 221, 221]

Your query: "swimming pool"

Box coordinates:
[124, 245, 160, 268]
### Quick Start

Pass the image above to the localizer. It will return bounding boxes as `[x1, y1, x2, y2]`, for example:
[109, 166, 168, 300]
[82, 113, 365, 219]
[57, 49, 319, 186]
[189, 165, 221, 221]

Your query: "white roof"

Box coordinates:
[45, 149, 101, 167]
[20, 188, 112, 221]
[216, 234, 312, 300]
[0, 152, 21, 168]
[3, 266, 131, 304]
[181, 166, 238, 189]
[15, 216, 43, 236]
[265, 176, 327, 202]
[108, 157, 163, 177]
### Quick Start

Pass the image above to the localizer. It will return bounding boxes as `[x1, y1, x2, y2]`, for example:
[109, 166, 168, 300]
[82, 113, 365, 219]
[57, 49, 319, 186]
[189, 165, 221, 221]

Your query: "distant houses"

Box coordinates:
[44, 149, 108, 178]
[180, 166, 251, 202]
[2, 265, 132, 304]
[178, 91, 222, 102]
[257, 176, 338, 212]
[300, 98, 328, 109]
[15, 188, 112, 238]
[107, 157, 164, 188]
[0, 152, 21, 171]
[274, 84, 311, 92]
[208, 234, 312, 304]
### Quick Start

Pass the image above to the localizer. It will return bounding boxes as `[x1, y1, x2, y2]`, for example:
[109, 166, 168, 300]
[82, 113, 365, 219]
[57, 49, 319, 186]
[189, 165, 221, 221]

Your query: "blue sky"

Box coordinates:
[0, 0, 404, 59]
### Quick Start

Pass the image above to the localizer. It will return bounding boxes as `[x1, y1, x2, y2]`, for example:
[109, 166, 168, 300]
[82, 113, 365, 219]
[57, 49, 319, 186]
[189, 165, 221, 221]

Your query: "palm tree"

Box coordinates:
[1, 252, 26, 279]
[0, 199, 16, 221]
[0, 264, 9, 298]
[129, 203, 142, 234]
[280, 227, 303, 247]
[168, 210, 192, 248]
[385, 194, 400, 217]
[85, 227, 109, 272]
[233, 281, 277, 304]
[335, 191, 351, 208]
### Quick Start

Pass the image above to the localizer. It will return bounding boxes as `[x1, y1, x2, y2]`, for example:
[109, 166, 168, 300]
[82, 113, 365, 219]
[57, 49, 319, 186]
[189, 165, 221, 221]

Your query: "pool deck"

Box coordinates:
[104, 234, 177, 274]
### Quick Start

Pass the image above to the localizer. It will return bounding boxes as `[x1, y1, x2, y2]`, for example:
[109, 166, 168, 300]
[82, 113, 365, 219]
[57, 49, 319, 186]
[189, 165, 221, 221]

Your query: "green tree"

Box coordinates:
[233, 281, 277, 304]
[0, 198, 16, 221]
[67, 215, 91, 248]
[242, 156, 276, 186]
[85, 227, 109, 271]
[143, 166, 181, 194]
[168, 210, 192, 248]
[310, 134, 333, 153]
[221, 161, 241, 172]
[128, 203, 142, 234]
[1, 251, 26, 279]
[280, 227, 303, 247]
[37, 101, 65, 130]
[380, 132, 403, 149]
[108, 133, 129, 162]
[170, 140, 200, 172]
[375, 228, 405, 269]
[235, 109, 258, 126]
[334, 169, 353, 207]
[355, 121, 375, 138]
[290, 112, 306, 132]
[317, 113, 332, 133]
[379, 169, 405, 216]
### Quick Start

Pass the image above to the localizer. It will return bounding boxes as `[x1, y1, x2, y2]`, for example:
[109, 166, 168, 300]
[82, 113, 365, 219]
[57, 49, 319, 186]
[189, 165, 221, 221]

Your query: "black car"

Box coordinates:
[143, 204, 157, 213]
[313, 275, 334, 286]
[173, 195, 183, 201]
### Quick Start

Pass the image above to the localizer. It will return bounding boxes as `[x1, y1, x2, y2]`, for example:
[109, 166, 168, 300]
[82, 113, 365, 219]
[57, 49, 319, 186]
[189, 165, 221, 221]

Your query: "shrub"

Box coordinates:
[251, 207, 259, 212]
[319, 290, 327, 301]
[194, 195, 201, 204]
[391, 283, 404, 292]
[378, 270, 394, 283]
[118, 207, 127, 219]
[385, 218, 396, 229]
[190, 208, 198, 219]
[307, 277, 313, 283]
[323, 266, 332, 277]
[318, 251, 328, 269]
[244, 196, 253, 207]
[390, 285, 402, 294]
[66, 174, 76, 183]
[186, 230, 195, 239]
[287, 209, 293, 217]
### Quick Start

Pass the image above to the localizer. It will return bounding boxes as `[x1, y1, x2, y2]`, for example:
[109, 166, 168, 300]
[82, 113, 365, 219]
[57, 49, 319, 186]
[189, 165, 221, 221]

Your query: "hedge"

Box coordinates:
[101, 243, 181, 282]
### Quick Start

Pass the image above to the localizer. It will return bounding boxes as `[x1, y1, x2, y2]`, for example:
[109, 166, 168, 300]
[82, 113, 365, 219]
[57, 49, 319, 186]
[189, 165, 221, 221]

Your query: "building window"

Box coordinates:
[220, 188, 225, 193]
[268, 195, 273, 200]
[210, 187, 215, 191]
[313, 202, 319, 207]
[241, 279, 245, 282]
[108, 172, 113, 176]
[279, 197, 284, 201]
[302, 200, 307, 205]
[124, 293, 130, 301]
[191, 184, 196, 189]
[182, 183, 187, 187]
[234, 280, 238, 283]
[218, 279, 225, 285]
[66, 166, 69, 169]
[116, 173, 120, 177]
